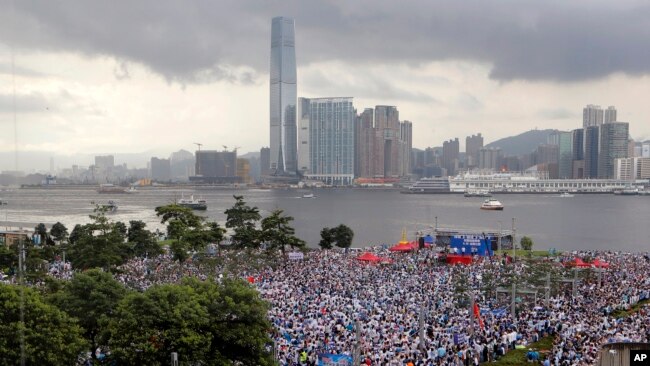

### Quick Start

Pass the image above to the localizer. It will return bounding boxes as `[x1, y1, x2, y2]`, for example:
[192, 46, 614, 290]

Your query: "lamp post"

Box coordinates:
[512, 217, 517, 264]
[497, 221, 502, 253]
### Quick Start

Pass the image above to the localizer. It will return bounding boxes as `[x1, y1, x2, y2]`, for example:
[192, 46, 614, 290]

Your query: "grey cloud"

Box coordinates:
[538, 108, 578, 120]
[0, 92, 49, 113]
[302, 69, 438, 103]
[456, 93, 483, 112]
[0, 90, 103, 116]
[1, 0, 649, 83]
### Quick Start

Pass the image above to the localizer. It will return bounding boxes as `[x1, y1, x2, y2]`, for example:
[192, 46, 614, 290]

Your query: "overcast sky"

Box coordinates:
[0, 0, 649, 170]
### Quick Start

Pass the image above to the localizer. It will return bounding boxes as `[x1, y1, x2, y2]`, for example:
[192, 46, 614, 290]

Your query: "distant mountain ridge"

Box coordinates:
[485, 129, 558, 156]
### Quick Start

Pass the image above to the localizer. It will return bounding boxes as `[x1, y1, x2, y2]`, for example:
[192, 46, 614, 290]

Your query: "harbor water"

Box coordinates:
[1, 187, 649, 252]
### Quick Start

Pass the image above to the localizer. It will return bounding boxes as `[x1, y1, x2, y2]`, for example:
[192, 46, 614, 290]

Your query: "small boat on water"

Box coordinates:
[464, 189, 492, 198]
[302, 193, 315, 198]
[125, 186, 139, 194]
[613, 188, 639, 196]
[177, 195, 207, 210]
[559, 192, 574, 198]
[97, 184, 127, 194]
[480, 198, 504, 211]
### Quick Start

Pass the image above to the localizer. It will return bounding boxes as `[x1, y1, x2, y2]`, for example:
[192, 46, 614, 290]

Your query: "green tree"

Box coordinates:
[49, 221, 69, 243]
[49, 269, 128, 360]
[260, 209, 305, 254]
[332, 224, 354, 248]
[224, 195, 261, 249]
[155, 204, 207, 261]
[187, 278, 275, 365]
[520, 236, 534, 251]
[318, 224, 354, 249]
[106, 278, 274, 366]
[127, 220, 162, 258]
[67, 206, 130, 270]
[34, 222, 54, 246]
[0, 283, 87, 364]
[106, 284, 210, 365]
[319, 227, 334, 249]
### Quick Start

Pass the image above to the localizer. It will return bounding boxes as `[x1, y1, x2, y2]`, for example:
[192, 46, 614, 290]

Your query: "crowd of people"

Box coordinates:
[4, 245, 650, 365]
[252, 250, 650, 365]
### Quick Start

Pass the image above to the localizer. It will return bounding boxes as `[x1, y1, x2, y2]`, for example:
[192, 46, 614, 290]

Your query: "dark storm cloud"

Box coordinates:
[1, 0, 648, 83]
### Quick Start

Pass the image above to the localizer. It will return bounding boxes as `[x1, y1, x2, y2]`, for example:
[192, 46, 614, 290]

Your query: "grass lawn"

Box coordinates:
[483, 335, 554, 365]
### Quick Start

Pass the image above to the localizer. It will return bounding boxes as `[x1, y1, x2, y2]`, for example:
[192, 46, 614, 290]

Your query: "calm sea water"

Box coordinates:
[2, 187, 649, 251]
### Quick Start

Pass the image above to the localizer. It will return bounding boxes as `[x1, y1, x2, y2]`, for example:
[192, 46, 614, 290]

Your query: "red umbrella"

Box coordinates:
[356, 252, 382, 262]
[592, 258, 610, 268]
[389, 241, 417, 252]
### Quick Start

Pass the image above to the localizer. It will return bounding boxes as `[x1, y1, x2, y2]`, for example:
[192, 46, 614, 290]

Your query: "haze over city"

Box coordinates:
[1, 0, 649, 172]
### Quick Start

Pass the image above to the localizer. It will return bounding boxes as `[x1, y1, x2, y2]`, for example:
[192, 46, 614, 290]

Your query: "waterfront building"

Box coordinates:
[604, 106, 617, 123]
[297, 97, 311, 174]
[375, 105, 401, 177]
[571, 128, 585, 179]
[400, 121, 413, 177]
[628, 139, 636, 158]
[478, 147, 502, 171]
[643, 141, 650, 158]
[304, 97, 355, 185]
[583, 104, 603, 128]
[406, 171, 642, 193]
[548, 131, 573, 179]
[598, 122, 629, 179]
[194, 150, 239, 183]
[584, 126, 600, 178]
[355, 106, 411, 179]
[356, 108, 375, 178]
[236, 158, 251, 184]
[269, 17, 297, 175]
[442, 138, 460, 176]
[615, 157, 650, 180]
[260, 147, 270, 176]
[150, 157, 171, 182]
[170, 150, 194, 181]
[465, 133, 483, 168]
[94, 155, 114, 182]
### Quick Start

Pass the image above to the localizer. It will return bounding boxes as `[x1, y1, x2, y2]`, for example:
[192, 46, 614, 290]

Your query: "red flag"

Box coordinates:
[473, 303, 484, 329]
[247, 276, 255, 283]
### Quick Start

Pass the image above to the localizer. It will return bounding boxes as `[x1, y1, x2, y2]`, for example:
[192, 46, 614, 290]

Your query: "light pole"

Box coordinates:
[497, 221, 502, 253]
[512, 217, 517, 264]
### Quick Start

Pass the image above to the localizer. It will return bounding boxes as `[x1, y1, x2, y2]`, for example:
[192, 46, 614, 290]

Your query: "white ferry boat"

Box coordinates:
[177, 195, 207, 210]
[559, 192, 574, 198]
[480, 199, 504, 211]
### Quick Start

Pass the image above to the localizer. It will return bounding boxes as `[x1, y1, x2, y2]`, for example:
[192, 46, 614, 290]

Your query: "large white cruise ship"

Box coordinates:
[404, 171, 645, 194]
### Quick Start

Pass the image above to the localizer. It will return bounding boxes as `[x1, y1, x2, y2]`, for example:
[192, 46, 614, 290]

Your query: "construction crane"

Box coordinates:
[194, 142, 203, 152]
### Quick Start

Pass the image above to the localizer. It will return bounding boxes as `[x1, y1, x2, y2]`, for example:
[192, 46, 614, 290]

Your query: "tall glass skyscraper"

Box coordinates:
[269, 17, 297, 175]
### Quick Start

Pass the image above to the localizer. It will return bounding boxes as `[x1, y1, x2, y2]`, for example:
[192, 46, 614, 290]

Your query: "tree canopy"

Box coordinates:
[224, 195, 262, 249]
[260, 209, 305, 254]
[319, 224, 354, 249]
[106, 278, 274, 365]
[48, 269, 128, 359]
[0, 283, 87, 365]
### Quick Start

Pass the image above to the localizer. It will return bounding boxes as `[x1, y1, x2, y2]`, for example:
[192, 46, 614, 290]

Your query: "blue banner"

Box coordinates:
[318, 354, 353, 366]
